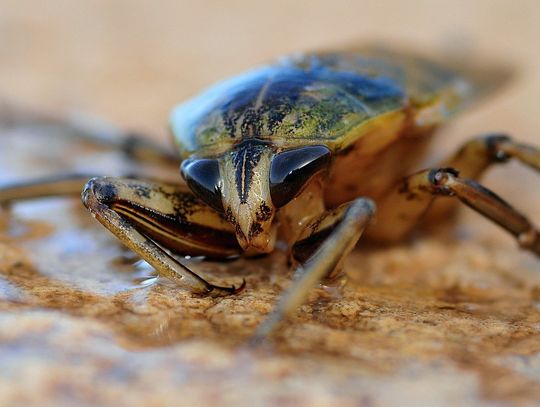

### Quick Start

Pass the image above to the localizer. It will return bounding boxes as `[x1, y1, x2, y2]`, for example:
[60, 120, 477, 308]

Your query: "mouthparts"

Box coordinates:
[219, 140, 276, 252]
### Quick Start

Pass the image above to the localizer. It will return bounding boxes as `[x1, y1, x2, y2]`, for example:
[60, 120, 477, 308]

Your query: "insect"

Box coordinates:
[1, 46, 539, 340]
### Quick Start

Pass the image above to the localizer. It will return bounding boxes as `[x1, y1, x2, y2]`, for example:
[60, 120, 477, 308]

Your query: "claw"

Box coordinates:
[207, 278, 246, 297]
[233, 278, 247, 294]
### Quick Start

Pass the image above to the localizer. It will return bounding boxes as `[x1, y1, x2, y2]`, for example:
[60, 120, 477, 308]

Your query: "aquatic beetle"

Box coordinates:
[1, 46, 539, 339]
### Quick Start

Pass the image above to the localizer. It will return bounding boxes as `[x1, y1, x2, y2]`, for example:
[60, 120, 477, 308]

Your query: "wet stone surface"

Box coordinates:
[1, 125, 540, 406]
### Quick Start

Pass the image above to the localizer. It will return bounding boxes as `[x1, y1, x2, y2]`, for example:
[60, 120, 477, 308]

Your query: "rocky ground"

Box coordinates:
[1, 1, 540, 406]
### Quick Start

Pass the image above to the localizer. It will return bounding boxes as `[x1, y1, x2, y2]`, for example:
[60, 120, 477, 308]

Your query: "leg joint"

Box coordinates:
[427, 167, 459, 196]
[82, 177, 118, 208]
[480, 133, 513, 162]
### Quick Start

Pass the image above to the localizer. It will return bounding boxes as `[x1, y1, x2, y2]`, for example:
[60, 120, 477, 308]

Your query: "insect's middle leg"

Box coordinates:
[82, 177, 244, 296]
[366, 134, 540, 251]
[366, 167, 540, 255]
[0, 173, 97, 206]
[443, 133, 540, 177]
[427, 133, 540, 220]
[252, 198, 375, 342]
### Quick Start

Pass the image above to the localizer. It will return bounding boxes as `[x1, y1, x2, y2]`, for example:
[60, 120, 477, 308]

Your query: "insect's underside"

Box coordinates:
[1, 48, 539, 341]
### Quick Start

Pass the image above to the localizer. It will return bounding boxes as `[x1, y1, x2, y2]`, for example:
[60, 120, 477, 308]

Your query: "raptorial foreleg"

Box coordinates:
[82, 176, 245, 295]
[252, 198, 375, 342]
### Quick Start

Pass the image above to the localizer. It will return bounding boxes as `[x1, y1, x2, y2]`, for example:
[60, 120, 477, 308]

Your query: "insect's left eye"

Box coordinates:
[270, 145, 331, 208]
[180, 158, 223, 212]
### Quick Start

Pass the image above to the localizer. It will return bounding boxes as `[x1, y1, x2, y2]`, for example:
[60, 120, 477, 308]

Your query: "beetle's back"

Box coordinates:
[171, 47, 505, 158]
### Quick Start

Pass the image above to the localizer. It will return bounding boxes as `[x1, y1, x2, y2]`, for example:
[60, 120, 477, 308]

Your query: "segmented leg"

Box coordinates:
[0, 173, 95, 206]
[0, 172, 180, 206]
[427, 134, 540, 220]
[366, 167, 540, 254]
[252, 198, 375, 343]
[82, 176, 244, 295]
[444, 134, 540, 176]
[0, 102, 179, 165]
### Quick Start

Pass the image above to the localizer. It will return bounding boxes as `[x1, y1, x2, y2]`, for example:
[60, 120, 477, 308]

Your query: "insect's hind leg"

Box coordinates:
[252, 198, 375, 343]
[0, 103, 179, 165]
[82, 176, 244, 296]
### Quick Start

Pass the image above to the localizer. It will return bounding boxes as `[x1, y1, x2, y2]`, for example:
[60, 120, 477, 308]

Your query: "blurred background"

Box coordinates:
[1, 1, 540, 406]
[1, 0, 539, 140]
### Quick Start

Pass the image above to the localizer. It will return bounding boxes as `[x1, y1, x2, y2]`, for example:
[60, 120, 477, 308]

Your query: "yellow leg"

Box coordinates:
[427, 134, 540, 220]
[252, 198, 375, 343]
[82, 176, 244, 295]
[1, 102, 179, 165]
[366, 168, 540, 255]
[0, 173, 94, 206]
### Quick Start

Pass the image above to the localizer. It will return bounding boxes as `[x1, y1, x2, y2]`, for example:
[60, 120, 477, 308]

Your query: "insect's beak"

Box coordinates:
[219, 141, 276, 252]
[233, 202, 275, 251]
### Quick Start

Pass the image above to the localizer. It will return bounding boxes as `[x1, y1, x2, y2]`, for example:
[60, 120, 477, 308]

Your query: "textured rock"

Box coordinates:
[1, 1, 540, 406]
[1, 126, 540, 406]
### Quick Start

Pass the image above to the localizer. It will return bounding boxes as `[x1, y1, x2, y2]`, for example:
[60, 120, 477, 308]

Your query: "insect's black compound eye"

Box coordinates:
[180, 158, 224, 212]
[269, 145, 331, 208]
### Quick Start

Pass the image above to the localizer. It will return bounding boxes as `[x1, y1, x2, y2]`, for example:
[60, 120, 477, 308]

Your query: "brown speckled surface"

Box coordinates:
[1, 1, 540, 406]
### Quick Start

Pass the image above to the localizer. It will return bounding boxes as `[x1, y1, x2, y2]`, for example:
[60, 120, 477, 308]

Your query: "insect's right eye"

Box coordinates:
[180, 158, 224, 212]
[270, 145, 331, 207]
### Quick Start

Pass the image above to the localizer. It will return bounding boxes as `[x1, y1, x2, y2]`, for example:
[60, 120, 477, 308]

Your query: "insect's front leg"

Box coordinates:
[252, 198, 375, 342]
[82, 177, 245, 296]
